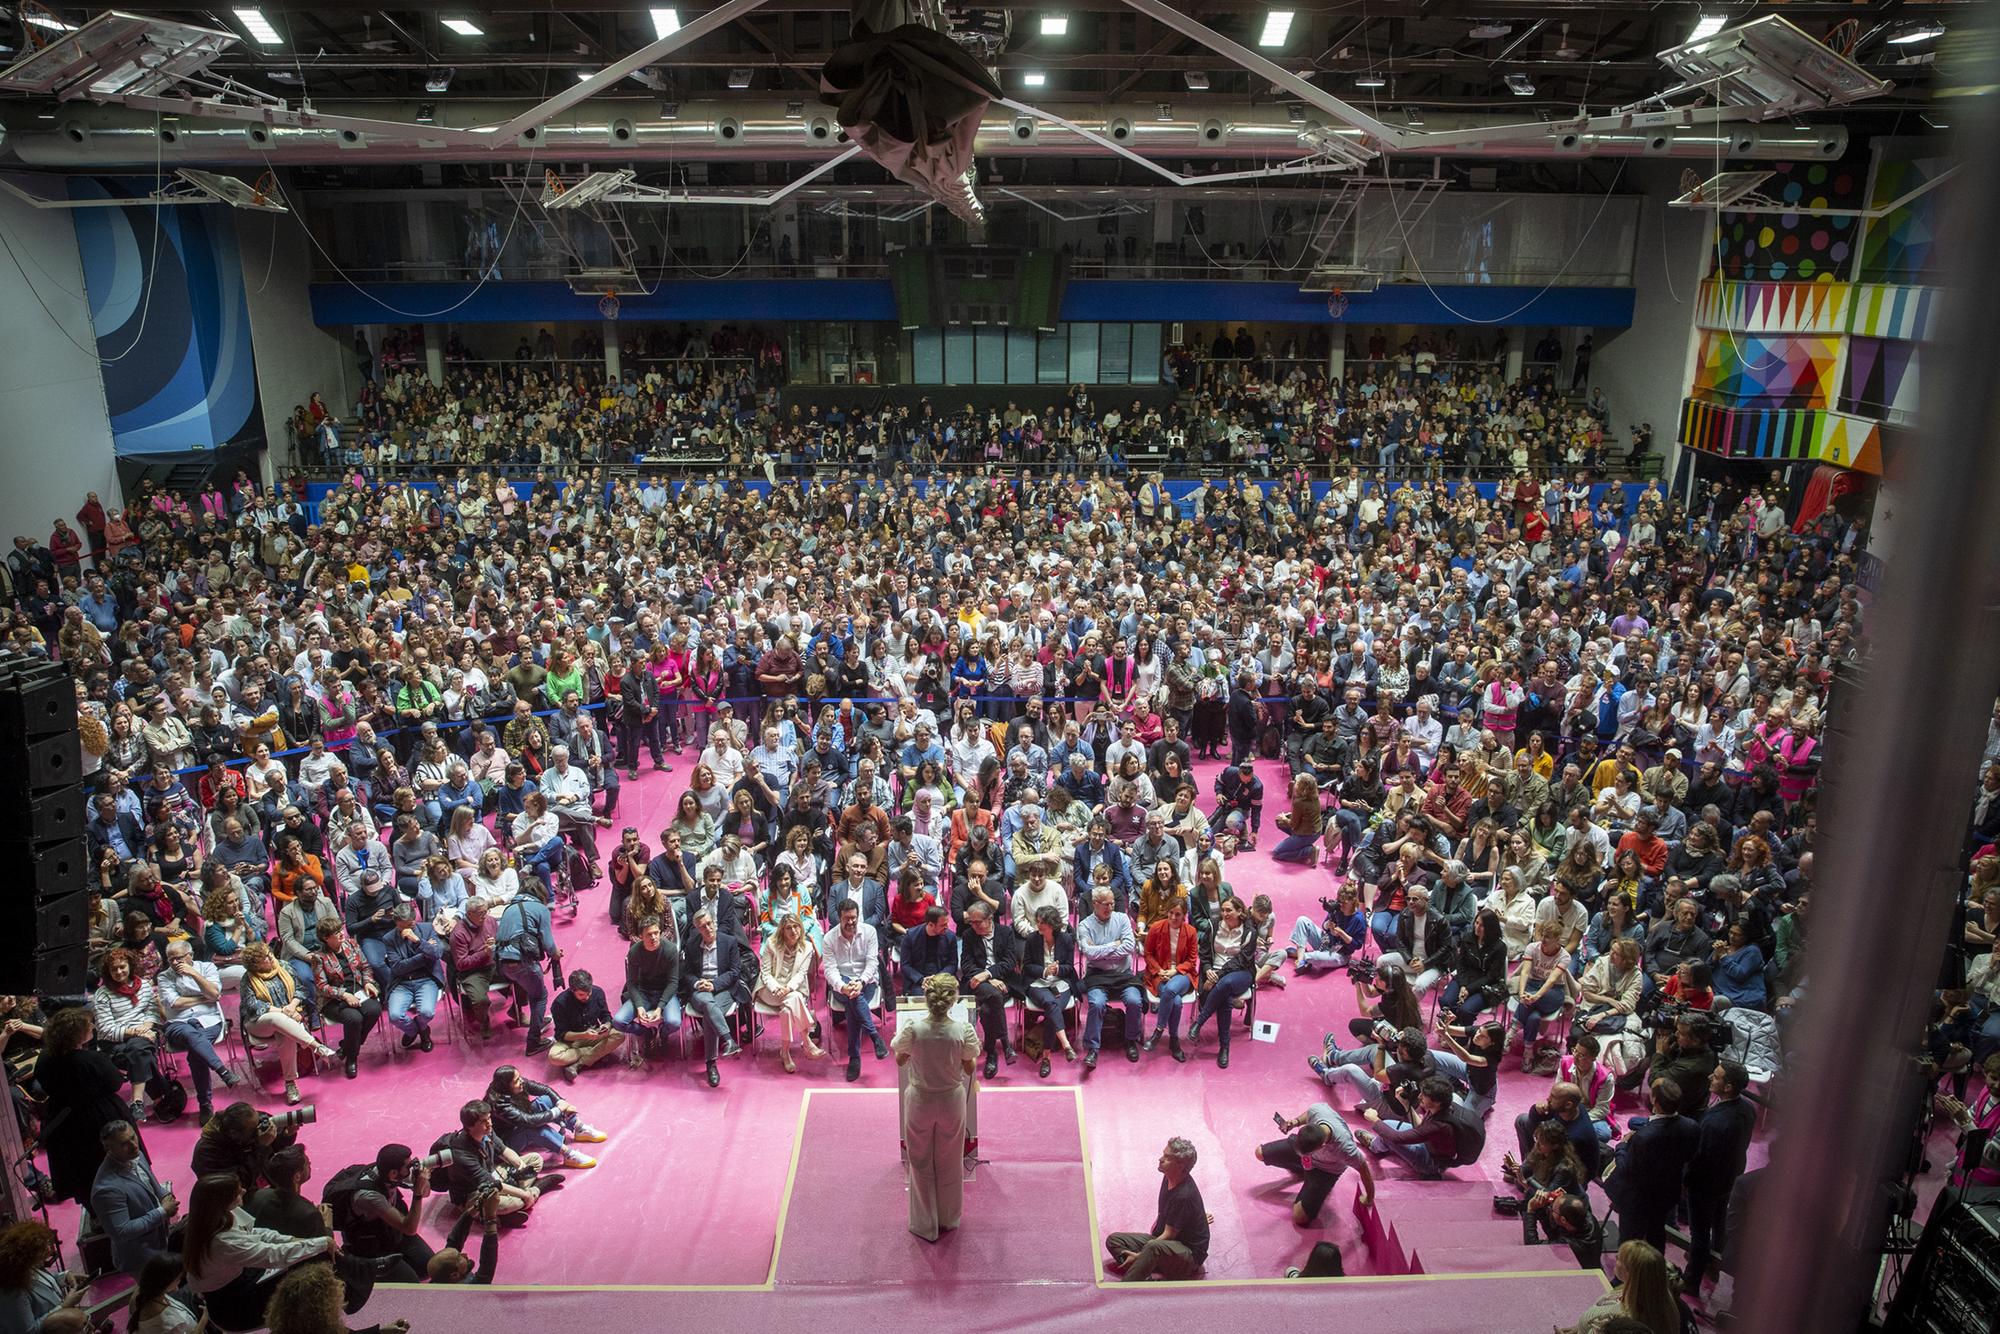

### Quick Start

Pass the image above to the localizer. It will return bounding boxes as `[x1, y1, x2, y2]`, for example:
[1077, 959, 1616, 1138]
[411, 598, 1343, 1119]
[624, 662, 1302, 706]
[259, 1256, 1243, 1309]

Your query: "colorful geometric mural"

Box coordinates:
[66, 179, 262, 455]
[1693, 332, 1839, 408]
[1713, 161, 1866, 282]
[1842, 337, 1921, 424]
[1847, 284, 1939, 341]
[1694, 278, 1853, 334]
[1860, 155, 1948, 285]
[1678, 397, 1883, 474]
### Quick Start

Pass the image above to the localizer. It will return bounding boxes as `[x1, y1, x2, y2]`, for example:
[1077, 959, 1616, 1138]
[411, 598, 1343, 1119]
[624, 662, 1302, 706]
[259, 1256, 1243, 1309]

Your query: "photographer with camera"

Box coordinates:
[1288, 886, 1367, 976]
[442, 1099, 546, 1223]
[192, 1101, 304, 1192]
[1511, 1081, 1604, 1183]
[1500, 1118, 1600, 1266]
[1356, 1075, 1486, 1179]
[1643, 1015, 1720, 1117]
[1257, 1104, 1376, 1224]
[324, 1144, 437, 1283]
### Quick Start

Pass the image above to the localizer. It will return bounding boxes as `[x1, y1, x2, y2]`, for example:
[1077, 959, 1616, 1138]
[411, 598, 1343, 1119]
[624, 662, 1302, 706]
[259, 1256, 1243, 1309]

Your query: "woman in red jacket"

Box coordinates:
[1142, 899, 1199, 1061]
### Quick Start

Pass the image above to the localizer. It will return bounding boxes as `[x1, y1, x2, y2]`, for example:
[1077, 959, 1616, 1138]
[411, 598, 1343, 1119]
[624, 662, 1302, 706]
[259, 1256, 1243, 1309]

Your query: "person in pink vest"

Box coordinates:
[1560, 1032, 1619, 1143]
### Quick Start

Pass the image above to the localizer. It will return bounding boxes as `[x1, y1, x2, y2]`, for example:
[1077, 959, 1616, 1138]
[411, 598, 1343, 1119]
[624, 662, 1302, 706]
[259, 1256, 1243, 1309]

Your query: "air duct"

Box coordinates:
[0, 99, 1858, 166]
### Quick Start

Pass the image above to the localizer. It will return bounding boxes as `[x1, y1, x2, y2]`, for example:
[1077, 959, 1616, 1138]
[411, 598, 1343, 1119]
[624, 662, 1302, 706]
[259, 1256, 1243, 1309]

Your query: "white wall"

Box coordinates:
[237, 210, 353, 471]
[0, 190, 119, 553]
[1590, 161, 1709, 462]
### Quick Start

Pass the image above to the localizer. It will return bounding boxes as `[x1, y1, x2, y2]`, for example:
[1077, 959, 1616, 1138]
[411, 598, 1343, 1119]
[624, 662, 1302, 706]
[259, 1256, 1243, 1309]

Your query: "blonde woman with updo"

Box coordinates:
[892, 972, 979, 1243]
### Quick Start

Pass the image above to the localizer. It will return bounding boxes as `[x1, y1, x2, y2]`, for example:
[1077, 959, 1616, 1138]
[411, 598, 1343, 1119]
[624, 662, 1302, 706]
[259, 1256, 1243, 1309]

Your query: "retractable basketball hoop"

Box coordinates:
[598, 290, 621, 320]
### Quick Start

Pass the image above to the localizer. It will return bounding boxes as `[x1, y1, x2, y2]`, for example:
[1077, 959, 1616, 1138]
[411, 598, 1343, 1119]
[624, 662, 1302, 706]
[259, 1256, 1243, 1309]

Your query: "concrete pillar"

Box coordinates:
[1328, 340, 1345, 382]
[1505, 345, 1524, 383]
[603, 320, 621, 381]
[423, 324, 445, 386]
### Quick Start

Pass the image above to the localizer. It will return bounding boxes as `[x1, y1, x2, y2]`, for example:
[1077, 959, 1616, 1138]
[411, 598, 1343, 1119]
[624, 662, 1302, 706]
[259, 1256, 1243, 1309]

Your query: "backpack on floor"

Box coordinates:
[323, 1163, 376, 1234]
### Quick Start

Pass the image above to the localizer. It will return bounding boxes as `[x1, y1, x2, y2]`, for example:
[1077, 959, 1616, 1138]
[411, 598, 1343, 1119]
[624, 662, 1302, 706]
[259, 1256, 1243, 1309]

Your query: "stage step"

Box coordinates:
[1409, 1243, 1578, 1275]
[1395, 1217, 1558, 1268]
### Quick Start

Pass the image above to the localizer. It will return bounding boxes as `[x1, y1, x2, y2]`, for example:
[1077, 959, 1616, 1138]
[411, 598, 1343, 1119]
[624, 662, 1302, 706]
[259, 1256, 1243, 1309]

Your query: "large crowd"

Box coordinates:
[6, 358, 1992, 1334]
[288, 322, 1638, 480]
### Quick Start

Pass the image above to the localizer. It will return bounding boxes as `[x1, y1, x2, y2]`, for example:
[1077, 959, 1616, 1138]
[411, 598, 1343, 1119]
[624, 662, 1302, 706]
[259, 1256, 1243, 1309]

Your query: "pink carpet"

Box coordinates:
[44, 753, 1775, 1327]
[772, 1088, 1095, 1286]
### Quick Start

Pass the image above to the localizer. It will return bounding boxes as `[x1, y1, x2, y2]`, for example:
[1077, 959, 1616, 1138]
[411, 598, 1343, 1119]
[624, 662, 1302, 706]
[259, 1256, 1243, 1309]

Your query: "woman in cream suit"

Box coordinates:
[754, 913, 824, 1072]
[892, 973, 979, 1242]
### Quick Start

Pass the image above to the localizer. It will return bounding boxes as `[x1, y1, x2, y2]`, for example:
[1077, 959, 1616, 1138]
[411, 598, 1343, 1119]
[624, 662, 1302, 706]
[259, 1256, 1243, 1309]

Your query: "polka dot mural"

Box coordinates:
[1714, 160, 1864, 282]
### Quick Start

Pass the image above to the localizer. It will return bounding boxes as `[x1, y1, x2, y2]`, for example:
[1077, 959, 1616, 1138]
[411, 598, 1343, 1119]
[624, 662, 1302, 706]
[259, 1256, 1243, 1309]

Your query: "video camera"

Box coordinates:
[1344, 957, 1378, 986]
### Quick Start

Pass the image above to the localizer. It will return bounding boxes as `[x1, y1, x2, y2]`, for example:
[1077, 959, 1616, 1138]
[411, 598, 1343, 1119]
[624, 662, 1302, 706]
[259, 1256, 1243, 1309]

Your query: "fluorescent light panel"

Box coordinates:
[23, 12, 77, 31]
[234, 8, 282, 45]
[1888, 25, 1944, 45]
[1689, 15, 1727, 42]
[1041, 15, 1068, 36]
[1259, 10, 1294, 48]
[651, 9, 682, 40]
[1023, 71, 1047, 86]
[1355, 74, 1385, 88]
[443, 19, 484, 37]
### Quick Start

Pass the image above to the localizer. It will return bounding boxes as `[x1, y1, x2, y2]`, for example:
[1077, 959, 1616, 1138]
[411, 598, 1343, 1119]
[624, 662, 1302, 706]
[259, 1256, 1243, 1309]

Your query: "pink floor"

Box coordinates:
[48, 753, 1747, 1327]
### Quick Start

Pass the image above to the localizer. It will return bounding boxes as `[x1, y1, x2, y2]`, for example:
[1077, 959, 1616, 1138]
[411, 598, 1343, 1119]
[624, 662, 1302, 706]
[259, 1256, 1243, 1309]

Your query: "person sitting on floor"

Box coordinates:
[481, 1064, 608, 1170]
[1103, 1137, 1211, 1281]
[547, 969, 624, 1082]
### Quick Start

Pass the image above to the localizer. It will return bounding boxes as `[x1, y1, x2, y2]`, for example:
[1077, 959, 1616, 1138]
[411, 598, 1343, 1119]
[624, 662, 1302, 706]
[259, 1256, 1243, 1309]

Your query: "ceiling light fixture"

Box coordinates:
[233, 8, 282, 46]
[727, 67, 752, 88]
[22, 12, 77, 32]
[1259, 11, 1294, 48]
[424, 67, 454, 93]
[576, 71, 593, 82]
[650, 9, 682, 40]
[1023, 71, 1047, 87]
[1688, 15, 1727, 43]
[442, 19, 483, 37]
[1355, 74, 1386, 88]
[416, 101, 436, 123]
[1888, 25, 1944, 45]
[1505, 72, 1536, 96]
[1041, 15, 1068, 37]
[1184, 70, 1209, 90]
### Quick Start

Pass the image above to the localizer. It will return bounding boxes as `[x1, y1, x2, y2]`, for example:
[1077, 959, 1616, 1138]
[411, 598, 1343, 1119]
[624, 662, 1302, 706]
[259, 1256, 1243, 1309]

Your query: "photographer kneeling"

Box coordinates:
[1288, 887, 1367, 976]
[325, 1145, 437, 1283]
[442, 1099, 549, 1225]
[1357, 1076, 1486, 1179]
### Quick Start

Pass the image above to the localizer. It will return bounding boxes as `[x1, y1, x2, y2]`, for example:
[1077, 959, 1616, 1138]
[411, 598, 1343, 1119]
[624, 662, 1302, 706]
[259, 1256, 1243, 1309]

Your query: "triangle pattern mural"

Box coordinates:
[1694, 333, 1838, 408]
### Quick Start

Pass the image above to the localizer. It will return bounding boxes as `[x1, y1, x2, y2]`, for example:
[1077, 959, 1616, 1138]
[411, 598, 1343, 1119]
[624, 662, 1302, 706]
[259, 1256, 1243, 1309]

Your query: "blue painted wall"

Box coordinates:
[309, 278, 1635, 330]
[71, 181, 263, 454]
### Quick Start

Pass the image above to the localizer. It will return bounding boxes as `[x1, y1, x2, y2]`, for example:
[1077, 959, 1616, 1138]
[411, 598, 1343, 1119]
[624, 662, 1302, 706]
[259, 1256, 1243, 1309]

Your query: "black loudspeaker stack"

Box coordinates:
[0, 652, 88, 995]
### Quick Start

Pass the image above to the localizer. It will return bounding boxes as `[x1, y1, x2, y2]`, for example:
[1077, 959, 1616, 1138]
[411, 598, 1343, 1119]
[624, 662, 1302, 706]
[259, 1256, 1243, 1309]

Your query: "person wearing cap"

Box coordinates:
[1641, 749, 1690, 807]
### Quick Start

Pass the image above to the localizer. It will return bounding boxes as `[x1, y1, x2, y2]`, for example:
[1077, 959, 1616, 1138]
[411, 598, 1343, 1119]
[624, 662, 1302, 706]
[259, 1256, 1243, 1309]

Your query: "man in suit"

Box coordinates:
[89, 1121, 175, 1275]
[1684, 1061, 1757, 1293]
[1607, 1076, 1703, 1250]
[956, 903, 1018, 1077]
[1072, 820, 1132, 909]
[679, 909, 752, 1088]
[85, 793, 148, 864]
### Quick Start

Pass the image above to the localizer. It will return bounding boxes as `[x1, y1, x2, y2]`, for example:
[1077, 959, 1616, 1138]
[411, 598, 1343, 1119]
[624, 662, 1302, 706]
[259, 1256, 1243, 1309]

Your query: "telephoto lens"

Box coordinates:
[262, 1105, 318, 1133]
[419, 1149, 455, 1172]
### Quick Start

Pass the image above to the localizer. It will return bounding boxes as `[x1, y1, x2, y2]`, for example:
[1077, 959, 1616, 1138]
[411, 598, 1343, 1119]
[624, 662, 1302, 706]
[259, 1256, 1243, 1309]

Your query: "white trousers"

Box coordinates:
[904, 1088, 967, 1242]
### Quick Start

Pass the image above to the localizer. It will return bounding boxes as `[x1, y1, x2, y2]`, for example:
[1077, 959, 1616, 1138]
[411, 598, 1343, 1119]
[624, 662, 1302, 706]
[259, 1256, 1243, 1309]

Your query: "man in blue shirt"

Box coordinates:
[496, 882, 559, 1057]
[1078, 887, 1144, 1071]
